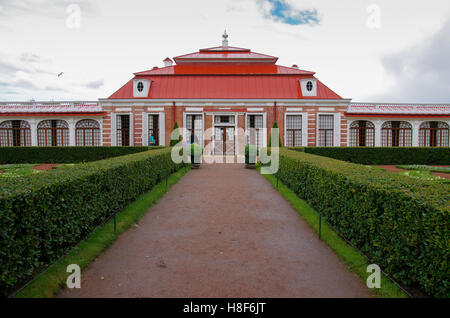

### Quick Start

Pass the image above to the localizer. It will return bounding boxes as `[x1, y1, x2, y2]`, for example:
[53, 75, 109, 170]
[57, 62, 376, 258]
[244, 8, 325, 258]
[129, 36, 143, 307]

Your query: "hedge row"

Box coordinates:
[0, 146, 164, 164]
[289, 147, 450, 165]
[277, 149, 449, 297]
[0, 148, 183, 296]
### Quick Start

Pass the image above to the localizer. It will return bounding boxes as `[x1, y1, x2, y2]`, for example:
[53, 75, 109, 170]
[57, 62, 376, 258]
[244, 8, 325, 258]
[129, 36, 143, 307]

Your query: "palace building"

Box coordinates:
[1, 32, 449, 152]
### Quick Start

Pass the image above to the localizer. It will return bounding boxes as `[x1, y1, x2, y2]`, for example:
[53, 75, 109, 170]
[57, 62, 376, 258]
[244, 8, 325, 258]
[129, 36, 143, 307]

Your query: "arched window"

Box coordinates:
[76, 119, 101, 146]
[0, 120, 31, 146]
[381, 121, 412, 147]
[349, 120, 375, 147]
[37, 120, 69, 146]
[419, 121, 449, 147]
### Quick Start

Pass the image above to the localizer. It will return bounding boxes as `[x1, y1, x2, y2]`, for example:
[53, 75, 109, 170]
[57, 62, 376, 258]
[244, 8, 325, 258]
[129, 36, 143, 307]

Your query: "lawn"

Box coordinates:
[0, 163, 75, 178]
[398, 169, 450, 183]
[396, 164, 450, 173]
[0, 164, 41, 178]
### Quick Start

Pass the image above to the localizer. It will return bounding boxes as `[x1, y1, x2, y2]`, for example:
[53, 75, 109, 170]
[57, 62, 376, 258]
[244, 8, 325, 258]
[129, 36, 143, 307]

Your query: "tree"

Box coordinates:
[267, 121, 282, 148]
[169, 121, 182, 146]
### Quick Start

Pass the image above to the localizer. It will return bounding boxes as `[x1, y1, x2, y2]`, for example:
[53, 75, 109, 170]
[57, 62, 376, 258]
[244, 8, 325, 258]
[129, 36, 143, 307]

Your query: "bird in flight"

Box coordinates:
[58, 72, 64, 77]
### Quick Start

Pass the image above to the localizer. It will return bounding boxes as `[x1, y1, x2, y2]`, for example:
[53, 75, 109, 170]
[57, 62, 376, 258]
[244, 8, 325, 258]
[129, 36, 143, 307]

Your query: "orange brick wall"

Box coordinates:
[101, 104, 349, 147]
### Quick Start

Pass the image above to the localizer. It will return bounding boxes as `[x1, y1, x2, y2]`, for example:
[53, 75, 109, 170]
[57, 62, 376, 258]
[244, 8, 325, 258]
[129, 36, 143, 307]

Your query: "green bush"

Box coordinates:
[0, 148, 183, 296]
[268, 121, 282, 148]
[289, 147, 450, 165]
[0, 146, 159, 164]
[277, 149, 449, 297]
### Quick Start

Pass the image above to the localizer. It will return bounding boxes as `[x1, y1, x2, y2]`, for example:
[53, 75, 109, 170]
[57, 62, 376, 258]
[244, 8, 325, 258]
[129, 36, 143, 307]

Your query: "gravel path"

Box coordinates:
[59, 163, 372, 298]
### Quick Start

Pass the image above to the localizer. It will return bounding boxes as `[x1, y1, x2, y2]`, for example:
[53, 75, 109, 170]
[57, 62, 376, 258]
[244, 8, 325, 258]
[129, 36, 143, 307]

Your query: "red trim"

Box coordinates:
[274, 101, 277, 122]
[0, 112, 106, 116]
[203, 108, 247, 112]
[344, 113, 450, 118]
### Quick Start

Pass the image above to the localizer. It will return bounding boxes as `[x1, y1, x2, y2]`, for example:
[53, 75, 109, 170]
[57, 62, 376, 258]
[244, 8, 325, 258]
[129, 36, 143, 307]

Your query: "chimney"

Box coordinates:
[292, 64, 299, 68]
[164, 57, 173, 67]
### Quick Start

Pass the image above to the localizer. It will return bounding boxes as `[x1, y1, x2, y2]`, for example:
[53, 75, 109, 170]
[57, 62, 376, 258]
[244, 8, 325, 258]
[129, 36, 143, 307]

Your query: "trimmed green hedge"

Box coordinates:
[277, 149, 449, 297]
[0, 148, 183, 296]
[290, 147, 450, 165]
[0, 146, 163, 164]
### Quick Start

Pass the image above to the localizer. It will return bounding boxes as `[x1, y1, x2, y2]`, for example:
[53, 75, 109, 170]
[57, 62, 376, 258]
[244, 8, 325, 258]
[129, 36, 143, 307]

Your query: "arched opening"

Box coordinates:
[76, 119, 101, 146]
[349, 120, 375, 147]
[381, 121, 412, 147]
[37, 120, 69, 146]
[419, 121, 449, 147]
[0, 120, 31, 146]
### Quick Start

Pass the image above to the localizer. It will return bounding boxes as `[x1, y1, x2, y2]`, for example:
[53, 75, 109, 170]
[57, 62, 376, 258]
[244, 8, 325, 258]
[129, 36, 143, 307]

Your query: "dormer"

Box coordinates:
[299, 78, 317, 97]
[133, 78, 151, 98]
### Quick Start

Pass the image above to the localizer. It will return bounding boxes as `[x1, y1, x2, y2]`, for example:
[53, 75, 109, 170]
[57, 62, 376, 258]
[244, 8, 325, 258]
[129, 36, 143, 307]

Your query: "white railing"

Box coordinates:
[348, 103, 450, 114]
[0, 101, 101, 113]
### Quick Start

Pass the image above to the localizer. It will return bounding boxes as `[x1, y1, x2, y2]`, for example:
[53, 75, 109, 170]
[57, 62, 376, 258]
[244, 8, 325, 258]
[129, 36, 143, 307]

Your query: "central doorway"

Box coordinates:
[214, 126, 235, 155]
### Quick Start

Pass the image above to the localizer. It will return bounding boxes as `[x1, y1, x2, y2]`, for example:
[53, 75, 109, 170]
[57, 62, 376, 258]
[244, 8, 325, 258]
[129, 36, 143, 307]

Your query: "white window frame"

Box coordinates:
[183, 112, 204, 148]
[245, 112, 267, 147]
[143, 112, 165, 146]
[316, 112, 340, 147]
[284, 112, 308, 147]
[113, 112, 133, 146]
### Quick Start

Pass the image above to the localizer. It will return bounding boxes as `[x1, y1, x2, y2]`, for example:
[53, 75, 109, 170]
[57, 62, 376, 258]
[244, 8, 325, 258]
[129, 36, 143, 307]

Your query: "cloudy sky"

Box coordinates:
[0, 0, 449, 103]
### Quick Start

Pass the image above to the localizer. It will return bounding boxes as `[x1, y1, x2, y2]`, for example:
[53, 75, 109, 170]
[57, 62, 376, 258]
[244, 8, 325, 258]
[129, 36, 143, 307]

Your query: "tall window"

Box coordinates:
[318, 114, 334, 147]
[349, 120, 375, 147]
[76, 119, 101, 146]
[116, 114, 130, 146]
[0, 120, 31, 146]
[381, 121, 412, 147]
[37, 120, 69, 146]
[148, 114, 159, 146]
[285, 115, 302, 147]
[186, 114, 203, 144]
[247, 114, 264, 150]
[419, 121, 449, 147]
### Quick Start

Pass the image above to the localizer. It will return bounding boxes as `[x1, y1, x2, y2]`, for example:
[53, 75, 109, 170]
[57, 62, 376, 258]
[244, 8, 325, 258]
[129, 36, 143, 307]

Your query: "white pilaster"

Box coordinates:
[142, 112, 148, 146]
[30, 118, 38, 146]
[68, 118, 76, 146]
[333, 113, 341, 147]
[129, 113, 134, 146]
[374, 119, 382, 147]
[412, 120, 420, 147]
[159, 112, 165, 146]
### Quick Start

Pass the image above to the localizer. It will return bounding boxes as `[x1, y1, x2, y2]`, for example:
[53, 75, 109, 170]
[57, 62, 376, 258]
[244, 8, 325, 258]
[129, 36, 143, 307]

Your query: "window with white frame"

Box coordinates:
[186, 114, 203, 145]
[76, 119, 101, 146]
[116, 114, 130, 146]
[318, 114, 334, 147]
[247, 114, 263, 150]
[285, 115, 302, 147]
[148, 114, 159, 146]
[37, 120, 69, 147]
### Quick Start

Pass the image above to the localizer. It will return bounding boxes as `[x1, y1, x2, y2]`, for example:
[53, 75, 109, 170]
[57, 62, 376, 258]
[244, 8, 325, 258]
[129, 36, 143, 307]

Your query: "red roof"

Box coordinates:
[109, 75, 341, 99]
[134, 64, 315, 76]
[107, 45, 342, 100]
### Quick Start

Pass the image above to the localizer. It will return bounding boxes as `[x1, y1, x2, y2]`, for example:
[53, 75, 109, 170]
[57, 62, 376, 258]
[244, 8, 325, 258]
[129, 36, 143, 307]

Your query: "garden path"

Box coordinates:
[59, 163, 372, 298]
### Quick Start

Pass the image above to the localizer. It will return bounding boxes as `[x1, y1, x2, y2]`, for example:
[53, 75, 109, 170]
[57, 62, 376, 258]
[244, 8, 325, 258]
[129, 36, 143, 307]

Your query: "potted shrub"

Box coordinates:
[190, 143, 203, 168]
[245, 144, 257, 168]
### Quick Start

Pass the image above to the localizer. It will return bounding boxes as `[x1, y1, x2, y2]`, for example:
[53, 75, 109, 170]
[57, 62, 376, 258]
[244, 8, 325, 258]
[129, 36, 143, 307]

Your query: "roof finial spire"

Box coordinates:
[222, 29, 228, 49]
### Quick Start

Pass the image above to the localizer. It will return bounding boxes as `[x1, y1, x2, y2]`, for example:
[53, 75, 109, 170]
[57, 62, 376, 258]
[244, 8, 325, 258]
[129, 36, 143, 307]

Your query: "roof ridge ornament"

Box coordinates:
[222, 29, 228, 49]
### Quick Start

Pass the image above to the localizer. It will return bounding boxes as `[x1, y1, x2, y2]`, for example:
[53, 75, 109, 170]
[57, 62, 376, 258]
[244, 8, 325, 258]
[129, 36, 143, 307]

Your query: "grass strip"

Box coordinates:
[258, 167, 407, 298]
[13, 166, 190, 298]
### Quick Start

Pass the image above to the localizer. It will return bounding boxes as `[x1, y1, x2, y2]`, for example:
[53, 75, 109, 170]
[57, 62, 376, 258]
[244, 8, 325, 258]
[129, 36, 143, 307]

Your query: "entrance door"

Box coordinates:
[214, 127, 235, 155]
